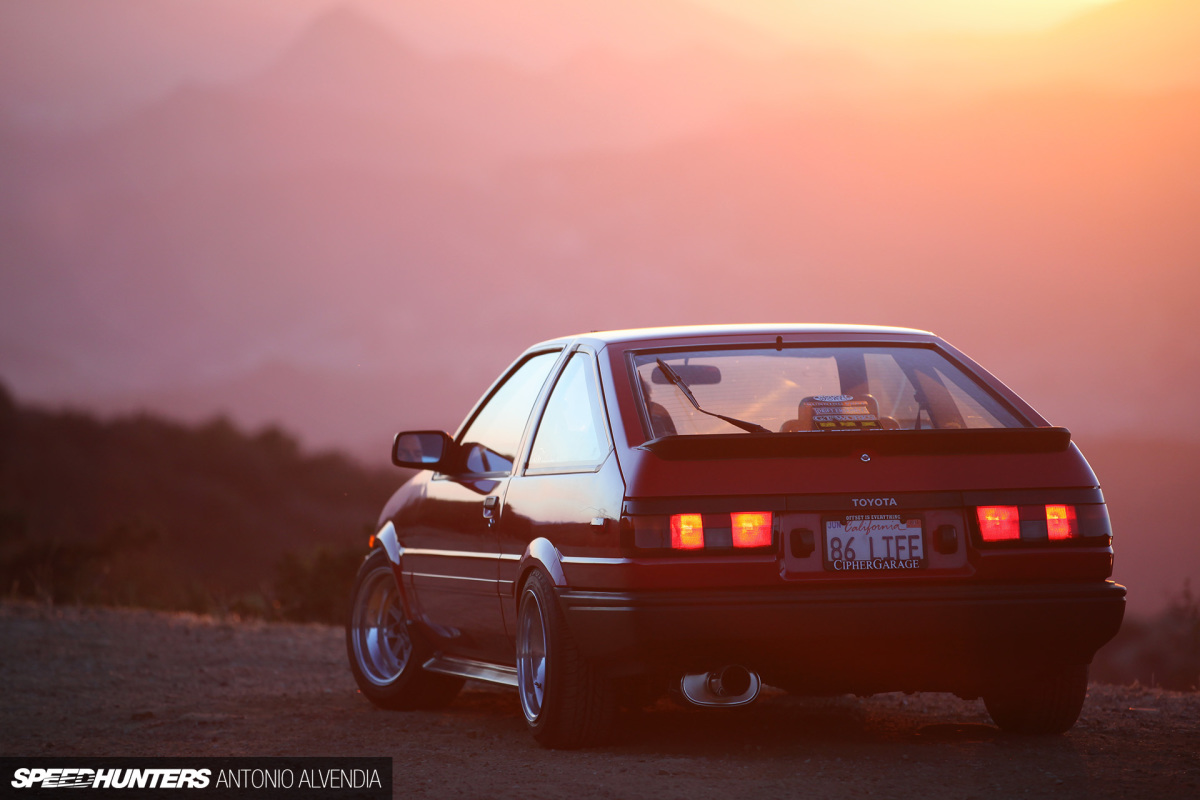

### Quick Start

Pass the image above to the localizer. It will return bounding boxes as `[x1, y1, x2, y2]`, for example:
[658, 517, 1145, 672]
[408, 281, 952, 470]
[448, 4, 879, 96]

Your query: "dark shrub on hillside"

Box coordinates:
[0, 380, 401, 617]
[274, 545, 367, 624]
[1092, 582, 1200, 691]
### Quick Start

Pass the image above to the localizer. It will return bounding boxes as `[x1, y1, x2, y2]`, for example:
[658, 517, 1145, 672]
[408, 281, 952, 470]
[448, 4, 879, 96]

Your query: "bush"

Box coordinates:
[1091, 582, 1200, 691]
[273, 544, 367, 624]
[0, 383, 398, 621]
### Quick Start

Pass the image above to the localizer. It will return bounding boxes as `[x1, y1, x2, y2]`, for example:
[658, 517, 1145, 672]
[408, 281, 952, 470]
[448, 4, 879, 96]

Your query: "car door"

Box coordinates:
[498, 347, 623, 640]
[404, 349, 562, 662]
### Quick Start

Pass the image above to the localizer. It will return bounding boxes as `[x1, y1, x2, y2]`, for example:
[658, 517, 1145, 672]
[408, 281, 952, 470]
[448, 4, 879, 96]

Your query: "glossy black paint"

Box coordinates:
[373, 325, 1124, 695]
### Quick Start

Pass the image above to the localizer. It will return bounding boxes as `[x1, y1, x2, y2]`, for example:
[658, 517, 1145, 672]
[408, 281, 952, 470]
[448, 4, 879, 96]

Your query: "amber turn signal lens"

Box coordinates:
[731, 512, 772, 548]
[670, 513, 705, 549]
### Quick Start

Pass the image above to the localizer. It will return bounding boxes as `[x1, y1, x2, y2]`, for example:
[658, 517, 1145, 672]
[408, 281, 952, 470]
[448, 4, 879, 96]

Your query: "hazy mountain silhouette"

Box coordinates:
[354, 0, 783, 64]
[1, 0, 1198, 457]
[0, 0, 784, 132]
[243, 6, 865, 158]
[1, 0, 1198, 615]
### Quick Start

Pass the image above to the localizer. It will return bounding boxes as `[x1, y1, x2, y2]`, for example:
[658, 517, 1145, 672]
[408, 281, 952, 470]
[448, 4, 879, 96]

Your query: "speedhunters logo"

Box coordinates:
[1, 758, 390, 799]
[12, 768, 211, 789]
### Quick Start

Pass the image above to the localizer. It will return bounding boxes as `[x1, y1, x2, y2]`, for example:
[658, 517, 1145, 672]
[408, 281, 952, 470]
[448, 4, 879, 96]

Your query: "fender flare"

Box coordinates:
[373, 520, 402, 565]
[515, 537, 567, 596]
[371, 521, 417, 621]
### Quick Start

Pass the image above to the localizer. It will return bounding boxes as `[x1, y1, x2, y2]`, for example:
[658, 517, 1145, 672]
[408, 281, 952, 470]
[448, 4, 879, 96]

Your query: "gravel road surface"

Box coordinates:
[2, 602, 1196, 799]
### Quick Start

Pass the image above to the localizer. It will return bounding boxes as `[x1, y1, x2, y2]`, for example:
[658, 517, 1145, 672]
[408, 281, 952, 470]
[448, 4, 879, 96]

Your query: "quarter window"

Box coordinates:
[459, 351, 559, 475]
[527, 353, 610, 473]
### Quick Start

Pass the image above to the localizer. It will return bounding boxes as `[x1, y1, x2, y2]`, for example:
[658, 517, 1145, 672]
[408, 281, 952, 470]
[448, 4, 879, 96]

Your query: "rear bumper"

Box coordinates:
[558, 580, 1126, 694]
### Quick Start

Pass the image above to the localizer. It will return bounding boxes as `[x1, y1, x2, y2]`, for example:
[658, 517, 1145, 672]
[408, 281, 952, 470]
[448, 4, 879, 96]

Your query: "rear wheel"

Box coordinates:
[517, 570, 615, 748]
[346, 548, 463, 710]
[983, 664, 1089, 735]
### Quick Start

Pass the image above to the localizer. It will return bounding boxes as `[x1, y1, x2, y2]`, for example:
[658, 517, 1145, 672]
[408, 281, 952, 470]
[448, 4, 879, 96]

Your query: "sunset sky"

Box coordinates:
[1, 0, 1194, 440]
[698, 0, 1116, 38]
[0, 0, 1196, 613]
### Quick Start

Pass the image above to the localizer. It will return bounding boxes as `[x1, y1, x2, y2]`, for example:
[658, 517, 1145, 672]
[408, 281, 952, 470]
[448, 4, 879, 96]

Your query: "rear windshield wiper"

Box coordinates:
[655, 358, 770, 434]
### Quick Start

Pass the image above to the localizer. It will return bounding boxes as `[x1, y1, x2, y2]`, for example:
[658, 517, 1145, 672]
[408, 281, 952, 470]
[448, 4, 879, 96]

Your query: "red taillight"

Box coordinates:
[731, 512, 772, 548]
[670, 513, 704, 549]
[977, 505, 1020, 542]
[1046, 504, 1079, 540]
[976, 503, 1095, 544]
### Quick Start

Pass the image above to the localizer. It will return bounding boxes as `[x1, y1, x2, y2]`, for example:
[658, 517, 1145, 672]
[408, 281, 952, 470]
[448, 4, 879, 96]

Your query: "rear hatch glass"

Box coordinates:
[632, 345, 1026, 438]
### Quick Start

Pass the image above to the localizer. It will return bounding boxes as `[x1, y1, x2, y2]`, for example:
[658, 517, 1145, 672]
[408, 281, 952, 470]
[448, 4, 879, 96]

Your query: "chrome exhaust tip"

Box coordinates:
[679, 665, 761, 708]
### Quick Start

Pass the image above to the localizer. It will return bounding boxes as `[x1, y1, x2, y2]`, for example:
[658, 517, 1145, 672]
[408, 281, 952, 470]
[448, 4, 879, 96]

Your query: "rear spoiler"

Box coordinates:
[637, 427, 1072, 461]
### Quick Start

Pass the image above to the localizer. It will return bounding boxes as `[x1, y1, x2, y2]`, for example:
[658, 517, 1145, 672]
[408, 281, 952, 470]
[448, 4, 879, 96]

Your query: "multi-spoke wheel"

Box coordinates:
[345, 549, 463, 710]
[349, 555, 413, 686]
[517, 571, 616, 748]
[517, 587, 549, 721]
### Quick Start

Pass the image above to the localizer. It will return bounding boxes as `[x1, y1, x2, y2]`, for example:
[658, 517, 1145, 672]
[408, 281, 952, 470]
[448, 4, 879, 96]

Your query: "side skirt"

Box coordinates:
[422, 655, 518, 688]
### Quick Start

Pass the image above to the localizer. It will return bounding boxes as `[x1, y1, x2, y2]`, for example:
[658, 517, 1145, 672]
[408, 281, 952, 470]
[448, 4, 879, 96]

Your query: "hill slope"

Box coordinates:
[0, 382, 401, 618]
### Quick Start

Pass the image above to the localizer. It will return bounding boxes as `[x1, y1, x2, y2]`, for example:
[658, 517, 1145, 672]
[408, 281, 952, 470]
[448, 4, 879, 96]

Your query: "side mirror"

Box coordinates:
[392, 430, 453, 470]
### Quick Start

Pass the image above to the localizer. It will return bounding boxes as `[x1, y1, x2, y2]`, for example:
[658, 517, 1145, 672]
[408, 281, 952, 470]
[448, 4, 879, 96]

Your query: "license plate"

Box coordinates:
[824, 515, 926, 571]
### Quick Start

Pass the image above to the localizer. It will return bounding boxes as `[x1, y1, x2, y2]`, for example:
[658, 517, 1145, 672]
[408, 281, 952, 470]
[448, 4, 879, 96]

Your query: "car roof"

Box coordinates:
[530, 323, 937, 349]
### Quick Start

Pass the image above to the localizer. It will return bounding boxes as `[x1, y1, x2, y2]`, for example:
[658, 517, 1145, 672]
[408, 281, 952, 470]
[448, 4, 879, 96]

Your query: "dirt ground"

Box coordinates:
[1, 601, 1196, 800]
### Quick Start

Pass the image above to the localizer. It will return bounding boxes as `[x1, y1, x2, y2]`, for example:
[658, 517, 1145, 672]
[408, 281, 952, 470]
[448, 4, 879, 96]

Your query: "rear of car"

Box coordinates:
[559, 327, 1124, 732]
[347, 325, 1124, 748]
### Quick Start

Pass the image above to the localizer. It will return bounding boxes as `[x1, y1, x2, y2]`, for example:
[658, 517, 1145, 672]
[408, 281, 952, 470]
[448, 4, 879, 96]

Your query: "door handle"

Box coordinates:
[482, 495, 499, 523]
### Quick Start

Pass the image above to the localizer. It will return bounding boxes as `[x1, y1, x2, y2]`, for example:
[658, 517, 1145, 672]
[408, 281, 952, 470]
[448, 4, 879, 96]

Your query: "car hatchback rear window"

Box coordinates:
[632, 345, 1026, 437]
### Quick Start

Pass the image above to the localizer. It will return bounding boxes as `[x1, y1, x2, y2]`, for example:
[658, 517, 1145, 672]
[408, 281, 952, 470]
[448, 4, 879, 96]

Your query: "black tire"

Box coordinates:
[346, 548, 463, 710]
[516, 570, 616, 748]
[983, 664, 1089, 735]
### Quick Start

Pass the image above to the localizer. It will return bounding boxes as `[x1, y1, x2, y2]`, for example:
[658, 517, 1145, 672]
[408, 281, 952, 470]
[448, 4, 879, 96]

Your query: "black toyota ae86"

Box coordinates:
[345, 325, 1124, 748]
